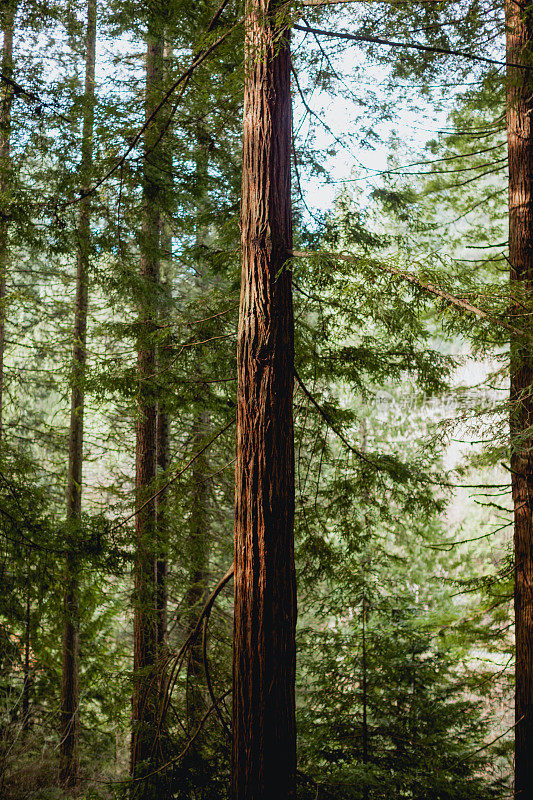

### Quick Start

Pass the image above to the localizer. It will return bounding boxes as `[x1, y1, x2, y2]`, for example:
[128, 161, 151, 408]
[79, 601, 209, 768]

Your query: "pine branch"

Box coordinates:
[65, 19, 241, 206]
[291, 249, 530, 341]
[0, 71, 72, 123]
[293, 23, 531, 70]
[115, 418, 235, 529]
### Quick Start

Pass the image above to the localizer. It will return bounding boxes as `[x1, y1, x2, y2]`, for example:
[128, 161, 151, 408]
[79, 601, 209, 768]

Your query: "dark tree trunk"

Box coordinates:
[185, 409, 210, 736]
[362, 592, 368, 800]
[232, 2, 296, 798]
[156, 405, 169, 662]
[506, 2, 533, 797]
[0, 1, 17, 446]
[155, 36, 174, 695]
[22, 587, 31, 732]
[130, 14, 164, 795]
[59, 0, 96, 786]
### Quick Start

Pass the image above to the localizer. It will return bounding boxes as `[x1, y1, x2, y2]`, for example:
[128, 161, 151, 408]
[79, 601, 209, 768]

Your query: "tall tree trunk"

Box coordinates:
[507, 2, 533, 796]
[130, 12, 164, 795]
[185, 409, 210, 734]
[156, 403, 169, 664]
[59, 0, 96, 787]
[506, 2, 533, 797]
[0, 1, 17, 446]
[155, 35, 174, 695]
[232, 2, 296, 798]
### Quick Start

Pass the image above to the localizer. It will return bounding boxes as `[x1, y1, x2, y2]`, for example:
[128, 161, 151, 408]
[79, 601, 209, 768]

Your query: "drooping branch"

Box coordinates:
[291, 249, 529, 341]
[159, 565, 234, 728]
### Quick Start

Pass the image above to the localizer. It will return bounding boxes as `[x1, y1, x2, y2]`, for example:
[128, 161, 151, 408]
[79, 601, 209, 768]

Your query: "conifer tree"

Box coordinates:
[59, 0, 97, 787]
[0, 0, 17, 445]
[131, 2, 166, 792]
[233, 1, 296, 797]
[505, 1, 533, 795]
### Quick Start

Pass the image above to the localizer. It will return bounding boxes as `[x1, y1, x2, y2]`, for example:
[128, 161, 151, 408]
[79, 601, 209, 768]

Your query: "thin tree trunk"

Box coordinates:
[155, 36, 174, 694]
[156, 404, 169, 661]
[185, 409, 210, 736]
[0, 1, 17, 446]
[59, 0, 96, 787]
[130, 14, 164, 795]
[506, 3, 533, 797]
[22, 587, 31, 732]
[362, 591, 368, 800]
[232, 2, 296, 798]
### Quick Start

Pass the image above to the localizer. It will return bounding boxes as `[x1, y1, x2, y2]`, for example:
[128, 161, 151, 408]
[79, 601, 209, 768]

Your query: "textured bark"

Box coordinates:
[59, 0, 96, 786]
[232, 2, 296, 798]
[130, 16, 164, 796]
[0, 1, 16, 446]
[506, 2, 533, 797]
[156, 405, 169, 659]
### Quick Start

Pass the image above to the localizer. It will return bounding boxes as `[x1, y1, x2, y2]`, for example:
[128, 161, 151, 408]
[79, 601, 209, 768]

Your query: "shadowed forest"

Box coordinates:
[0, 0, 529, 798]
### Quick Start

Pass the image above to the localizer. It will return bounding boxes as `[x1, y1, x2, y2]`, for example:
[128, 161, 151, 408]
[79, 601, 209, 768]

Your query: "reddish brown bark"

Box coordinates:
[59, 0, 96, 787]
[130, 17, 164, 795]
[156, 405, 169, 659]
[0, 1, 16, 446]
[506, 2, 533, 796]
[232, 2, 296, 798]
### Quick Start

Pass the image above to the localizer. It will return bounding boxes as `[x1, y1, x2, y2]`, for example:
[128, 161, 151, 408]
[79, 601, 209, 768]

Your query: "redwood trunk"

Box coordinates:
[130, 17, 163, 794]
[506, 2, 533, 796]
[59, 0, 96, 786]
[232, 2, 296, 798]
[0, 1, 16, 446]
[156, 405, 169, 659]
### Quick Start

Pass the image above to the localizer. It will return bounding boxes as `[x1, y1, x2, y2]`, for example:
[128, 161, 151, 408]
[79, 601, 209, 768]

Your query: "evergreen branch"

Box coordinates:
[98, 688, 232, 785]
[0, 71, 72, 123]
[65, 20, 241, 206]
[291, 63, 367, 171]
[115, 418, 235, 529]
[293, 23, 528, 70]
[294, 367, 377, 469]
[427, 518, 514, 551]
[454, 716, 520, 763]
[345, 143, 507, 183]
[203, 610, 232, 735]
[293, 368, 502, 490]
[291, 249, 530, 342]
